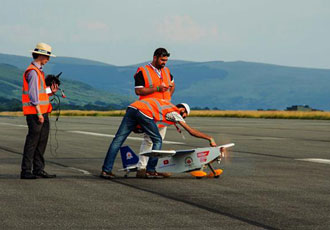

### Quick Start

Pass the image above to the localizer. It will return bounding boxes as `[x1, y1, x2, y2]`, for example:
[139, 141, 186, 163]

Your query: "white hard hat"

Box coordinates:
[178, 103, 190, 115]
[30, 42, 56, 57]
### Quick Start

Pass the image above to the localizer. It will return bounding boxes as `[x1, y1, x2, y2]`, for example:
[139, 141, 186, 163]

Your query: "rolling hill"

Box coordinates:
[0, 53, 329, 110]
[0, 63, 133, 111]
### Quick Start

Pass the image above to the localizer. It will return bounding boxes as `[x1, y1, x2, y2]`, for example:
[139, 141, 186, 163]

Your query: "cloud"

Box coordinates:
[156, 15, 220, 43]
[0, 24, 33, 41]
[0, 20, 113, 50]
[65, 20, 114, 43]
[80, 21, 110, 31]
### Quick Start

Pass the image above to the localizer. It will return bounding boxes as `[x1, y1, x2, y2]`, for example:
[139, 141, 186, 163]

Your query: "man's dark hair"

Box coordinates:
[32, 53, 49, 60]
[154, 48, 170, 58]
[32, 53, 40, 60]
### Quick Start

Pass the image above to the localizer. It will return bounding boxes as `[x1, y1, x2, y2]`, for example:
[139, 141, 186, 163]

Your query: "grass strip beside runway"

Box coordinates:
[190, 110, 330, 120]
[1, 110, 330, 120]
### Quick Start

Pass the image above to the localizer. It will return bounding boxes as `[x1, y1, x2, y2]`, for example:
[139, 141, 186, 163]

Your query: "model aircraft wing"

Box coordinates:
[141, 143, 235, 158]
[141, 149, 196, 158]
[171, 144, 235, 157]
[219, 143, 235, 149]
[118, 165, 138, 171]
[140, 150, 176, 158]
[173, 149, 195, 155]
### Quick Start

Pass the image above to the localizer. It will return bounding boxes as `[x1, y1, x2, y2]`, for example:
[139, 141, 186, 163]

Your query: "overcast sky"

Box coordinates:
[1, 0, 329, 68]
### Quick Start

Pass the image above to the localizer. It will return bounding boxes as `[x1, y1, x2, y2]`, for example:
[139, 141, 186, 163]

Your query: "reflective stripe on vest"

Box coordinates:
[141, 66, 153, 88]
[138, 100, 156, 119]
[156, 121, 171, 127]
[151, 98, 173, 123]
[22, 87, 46, 95]
[22, 100, 50, 106]
[163, 67, 171, 85]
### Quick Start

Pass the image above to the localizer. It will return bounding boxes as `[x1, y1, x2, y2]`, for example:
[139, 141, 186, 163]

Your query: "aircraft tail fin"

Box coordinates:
[120, 146, 139, 169]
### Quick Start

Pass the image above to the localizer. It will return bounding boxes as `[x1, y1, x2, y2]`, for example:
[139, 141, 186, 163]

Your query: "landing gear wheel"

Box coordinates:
[196, 177, 203, 179]
[214, 175, 220, 178]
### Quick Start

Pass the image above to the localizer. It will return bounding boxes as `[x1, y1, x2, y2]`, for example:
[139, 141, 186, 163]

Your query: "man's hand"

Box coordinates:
[158, 83, 168, 92]
[209, 137, 217, 147]
[51, 83, 59, 94]
[178, 121, 218, 146]
[38, 114, 44, 124]
[35, 105, 44, 124]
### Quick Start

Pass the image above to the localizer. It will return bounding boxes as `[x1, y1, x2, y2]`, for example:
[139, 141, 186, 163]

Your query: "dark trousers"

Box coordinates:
[21, 113, 50, 174]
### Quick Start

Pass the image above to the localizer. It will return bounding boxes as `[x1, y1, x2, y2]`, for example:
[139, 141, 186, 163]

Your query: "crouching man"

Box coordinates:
[100, 98, 217, 179]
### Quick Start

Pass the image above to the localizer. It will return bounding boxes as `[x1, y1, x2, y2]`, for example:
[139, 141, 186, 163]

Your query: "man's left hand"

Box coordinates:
[158, 83, 168, 92]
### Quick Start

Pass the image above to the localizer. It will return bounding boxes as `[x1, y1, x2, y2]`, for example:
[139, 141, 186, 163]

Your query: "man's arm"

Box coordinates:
[27, 70, 39, 106]
[34, 104, 44, 123]
[134, 71, 169, 96]
[27, 70, 44, 123]
[169, 74, 175, 96]
[169, 82, 175, 96]
[135, 84, 168, 96]
[135, 71, 157, 96]
[178, 121, 217, 146]
[135, 87, 157, 96]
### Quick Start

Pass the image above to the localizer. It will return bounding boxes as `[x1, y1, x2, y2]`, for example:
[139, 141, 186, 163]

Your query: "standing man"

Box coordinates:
[100, 98, 217, 179]
[134, 48, 175, 177]
[21, 42, 58, 179]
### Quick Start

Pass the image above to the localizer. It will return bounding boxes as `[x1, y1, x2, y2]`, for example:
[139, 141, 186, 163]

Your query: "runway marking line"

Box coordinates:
[296, 158, 330, 165]
[68, 130, 185, 145]
[68, 167, 91, 175]
[0, 122, 185, 145]
[0, 122, 27, 128]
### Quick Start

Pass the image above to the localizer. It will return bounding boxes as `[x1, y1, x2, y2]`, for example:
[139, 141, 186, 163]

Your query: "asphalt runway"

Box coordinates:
[1, 116, 330, 229]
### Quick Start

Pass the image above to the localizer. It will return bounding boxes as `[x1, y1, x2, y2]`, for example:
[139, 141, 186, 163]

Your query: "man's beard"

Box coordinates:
[157, 64, 165, 69]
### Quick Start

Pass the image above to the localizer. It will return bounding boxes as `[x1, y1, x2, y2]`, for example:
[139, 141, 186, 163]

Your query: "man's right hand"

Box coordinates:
[209, 137, 217, 147]
[158, 83, 168, 92]
[38, 114, 44, 124]
[36, 105, 44, 124]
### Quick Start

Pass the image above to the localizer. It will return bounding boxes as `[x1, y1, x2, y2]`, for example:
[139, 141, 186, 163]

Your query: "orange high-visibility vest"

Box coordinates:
[130, 98, 180, 127]
[22, 63, 52, 115]
[136, 65, 172, 101]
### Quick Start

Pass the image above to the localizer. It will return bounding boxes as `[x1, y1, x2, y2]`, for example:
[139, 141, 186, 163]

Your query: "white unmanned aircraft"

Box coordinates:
[119, 143, 235, 178]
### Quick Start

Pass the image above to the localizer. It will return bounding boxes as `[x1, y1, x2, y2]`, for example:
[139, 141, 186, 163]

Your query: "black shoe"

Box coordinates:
[100, 171, 116, 179]
[20, 172, 37, 179]
[34, 170, 56, 178]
